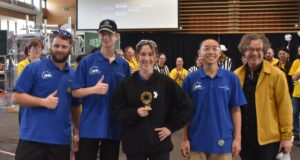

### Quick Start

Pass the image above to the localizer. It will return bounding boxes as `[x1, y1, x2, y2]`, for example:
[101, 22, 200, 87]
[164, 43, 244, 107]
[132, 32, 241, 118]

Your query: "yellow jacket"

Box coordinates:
[17, 58, 30, 76]
[234, 60, 293, 145]
[169, 68, 188, 86]
[127, 57, 139, 74]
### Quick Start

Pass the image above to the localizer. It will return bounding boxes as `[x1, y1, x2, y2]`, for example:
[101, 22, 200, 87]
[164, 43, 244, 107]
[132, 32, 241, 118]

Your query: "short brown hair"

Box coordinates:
[28, 38, 44, 50]
[238, 33, 271, 54]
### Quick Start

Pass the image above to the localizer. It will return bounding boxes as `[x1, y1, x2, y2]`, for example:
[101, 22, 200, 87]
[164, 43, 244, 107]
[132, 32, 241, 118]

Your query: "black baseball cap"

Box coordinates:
[98, 19, 118, 33]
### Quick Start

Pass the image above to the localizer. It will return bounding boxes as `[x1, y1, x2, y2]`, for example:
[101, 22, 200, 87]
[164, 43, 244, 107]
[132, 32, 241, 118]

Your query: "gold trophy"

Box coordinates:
[140, 91, 153, 107]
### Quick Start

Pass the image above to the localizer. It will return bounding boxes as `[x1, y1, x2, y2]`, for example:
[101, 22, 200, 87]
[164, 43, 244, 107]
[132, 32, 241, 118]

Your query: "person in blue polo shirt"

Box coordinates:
[12, 30, 80, 160]
[72, 19, 131, 160]
[181, 39, 247, 160]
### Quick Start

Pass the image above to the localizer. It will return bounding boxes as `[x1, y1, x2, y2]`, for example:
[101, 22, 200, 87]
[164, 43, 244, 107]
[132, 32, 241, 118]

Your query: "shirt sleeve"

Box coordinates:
[72, 59, 87, 89]
[164, 78, 194, 133]
[229, 74, 247, 108]
[14, 63, 35, 93]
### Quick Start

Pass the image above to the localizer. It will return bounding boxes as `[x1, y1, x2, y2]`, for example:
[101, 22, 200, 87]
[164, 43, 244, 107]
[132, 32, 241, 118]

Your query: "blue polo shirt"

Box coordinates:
[72, 51, 131, 139]
[183, 68, 247, 153]
[14, 58, 79, 145]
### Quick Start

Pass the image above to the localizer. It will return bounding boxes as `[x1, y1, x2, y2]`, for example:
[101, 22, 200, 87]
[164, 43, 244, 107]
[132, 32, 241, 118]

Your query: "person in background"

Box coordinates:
[170, 57, 188, 86]
[115, 48, 124, 59]
[188, 54, 203, 73]
[235, 33, 293, 160]
[17, 38, 44, 76]
[218, 44, 232, 71]
[182, 39, 246, 160]
[275, 47, 293, 96]
[111, 39, 193, 160]
[154, 53, 170, 76]
[12, 30, 80, 160]
[288, 45, 300, 144]
[72, 19, 131, 160]
[125, 46, 139, 73]
[264, 48, 279, 66]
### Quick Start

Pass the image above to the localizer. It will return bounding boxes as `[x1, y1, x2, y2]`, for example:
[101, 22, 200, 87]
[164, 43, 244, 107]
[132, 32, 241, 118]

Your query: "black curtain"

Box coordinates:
[120, 32, 300, 70]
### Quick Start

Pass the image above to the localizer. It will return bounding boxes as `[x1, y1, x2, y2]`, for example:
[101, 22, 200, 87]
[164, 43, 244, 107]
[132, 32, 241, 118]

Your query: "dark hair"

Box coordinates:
[277, 47, 289, 54]
[238, 33, 271, 54]
[199, 38, 219, 49]
[28, 38, 44, 50]
[24, 46, 29, 56]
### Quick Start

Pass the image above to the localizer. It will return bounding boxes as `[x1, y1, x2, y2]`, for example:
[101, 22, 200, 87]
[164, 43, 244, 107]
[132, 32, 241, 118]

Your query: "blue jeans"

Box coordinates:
[292, 97, 300, 136]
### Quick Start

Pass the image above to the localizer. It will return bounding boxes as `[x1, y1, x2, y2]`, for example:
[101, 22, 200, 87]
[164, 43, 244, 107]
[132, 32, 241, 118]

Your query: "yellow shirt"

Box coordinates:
[234, 60, 293, 145]
[289, 59, 300, 97]
[169, 68, 188, 86]
[269, 58, 279, 66]
[127, 57, 139, 74]
[17, 58, 30, 76]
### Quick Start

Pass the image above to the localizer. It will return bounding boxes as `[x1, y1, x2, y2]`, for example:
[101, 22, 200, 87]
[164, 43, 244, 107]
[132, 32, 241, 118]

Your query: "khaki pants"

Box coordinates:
[190, 152, 233, 160]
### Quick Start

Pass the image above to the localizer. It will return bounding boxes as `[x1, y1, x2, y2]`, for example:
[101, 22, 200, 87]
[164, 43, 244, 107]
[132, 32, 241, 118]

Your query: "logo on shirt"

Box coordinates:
[89, 66, 101, 75]
[153, 91, 158, 99]
[41, 71, 53, 79]
[218, 85, 230, 91]
[192, 82, 203, 91]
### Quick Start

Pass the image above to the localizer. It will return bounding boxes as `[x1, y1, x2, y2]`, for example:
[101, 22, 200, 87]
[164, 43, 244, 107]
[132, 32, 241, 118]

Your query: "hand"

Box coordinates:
[279, 139, 293, 153]
[72, 133, 79, 152]
[137, 106, 152, 117]
[181, 139, 190, 158]
[93, 75, 109, 95]
[42, 90, 59, 109]
[232, 138, 241, 157]
[154, 127, 171, 141]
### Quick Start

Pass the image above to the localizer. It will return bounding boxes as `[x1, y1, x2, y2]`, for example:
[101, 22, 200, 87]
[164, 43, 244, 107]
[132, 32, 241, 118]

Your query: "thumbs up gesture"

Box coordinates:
[42, 90, 59, 109]
[93, 75, 109, 95]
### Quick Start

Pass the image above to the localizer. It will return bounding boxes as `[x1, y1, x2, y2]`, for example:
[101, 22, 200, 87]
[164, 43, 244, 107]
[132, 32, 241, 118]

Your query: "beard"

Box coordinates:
[51, 49, 71, 63]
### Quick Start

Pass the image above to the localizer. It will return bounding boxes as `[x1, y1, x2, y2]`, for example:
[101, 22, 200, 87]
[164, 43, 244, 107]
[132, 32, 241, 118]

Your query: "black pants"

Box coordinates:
[240, 129, 280, 160]
[15, 139, 70, 160]
[76, 138, 120, 160]
[126, 151, 170, 160]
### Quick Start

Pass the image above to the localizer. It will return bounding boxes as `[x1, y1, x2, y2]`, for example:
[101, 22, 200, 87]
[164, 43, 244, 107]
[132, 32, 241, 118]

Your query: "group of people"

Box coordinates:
[12, 19, 297, 160]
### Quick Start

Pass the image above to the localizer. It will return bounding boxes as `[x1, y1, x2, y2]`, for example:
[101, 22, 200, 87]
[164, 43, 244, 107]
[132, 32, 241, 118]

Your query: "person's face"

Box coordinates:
[200, 39, 221, 65]
[278, 50, 289, 62]
[125, 48, 135, 60]
[196, 55, 203, 67]
[244, 39, 264, 68]
[99, 31, 118, 49]
[176, 58, 184, 68]
[137, 44, 156, 72]
[158, 54, 166, 65]
[51, 37, 72, 63]
[28, 45, 42, 60]
[264, 48, 274, 61]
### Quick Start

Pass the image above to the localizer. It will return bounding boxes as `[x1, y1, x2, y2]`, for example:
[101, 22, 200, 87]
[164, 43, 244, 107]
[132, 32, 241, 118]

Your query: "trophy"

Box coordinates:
[140, 91, 153, 107]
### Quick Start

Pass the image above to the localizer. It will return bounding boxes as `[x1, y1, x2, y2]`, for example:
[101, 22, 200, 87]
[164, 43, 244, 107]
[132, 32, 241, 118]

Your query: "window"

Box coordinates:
[42, 0, 46, 8]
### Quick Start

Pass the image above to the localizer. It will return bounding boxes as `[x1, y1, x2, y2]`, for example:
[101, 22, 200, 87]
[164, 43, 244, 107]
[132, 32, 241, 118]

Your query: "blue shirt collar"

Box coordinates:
[95, 50, 122, 65]
[46, 57, 71, 72]
[198, 68, 225, 79]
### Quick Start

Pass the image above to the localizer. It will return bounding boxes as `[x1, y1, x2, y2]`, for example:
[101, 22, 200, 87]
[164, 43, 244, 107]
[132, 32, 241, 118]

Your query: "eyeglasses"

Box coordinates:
[52, 30, 72, 37]
[136, 39, 158, 49]
[246, 47, 263, 53]
[200, 47, 220, 52]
